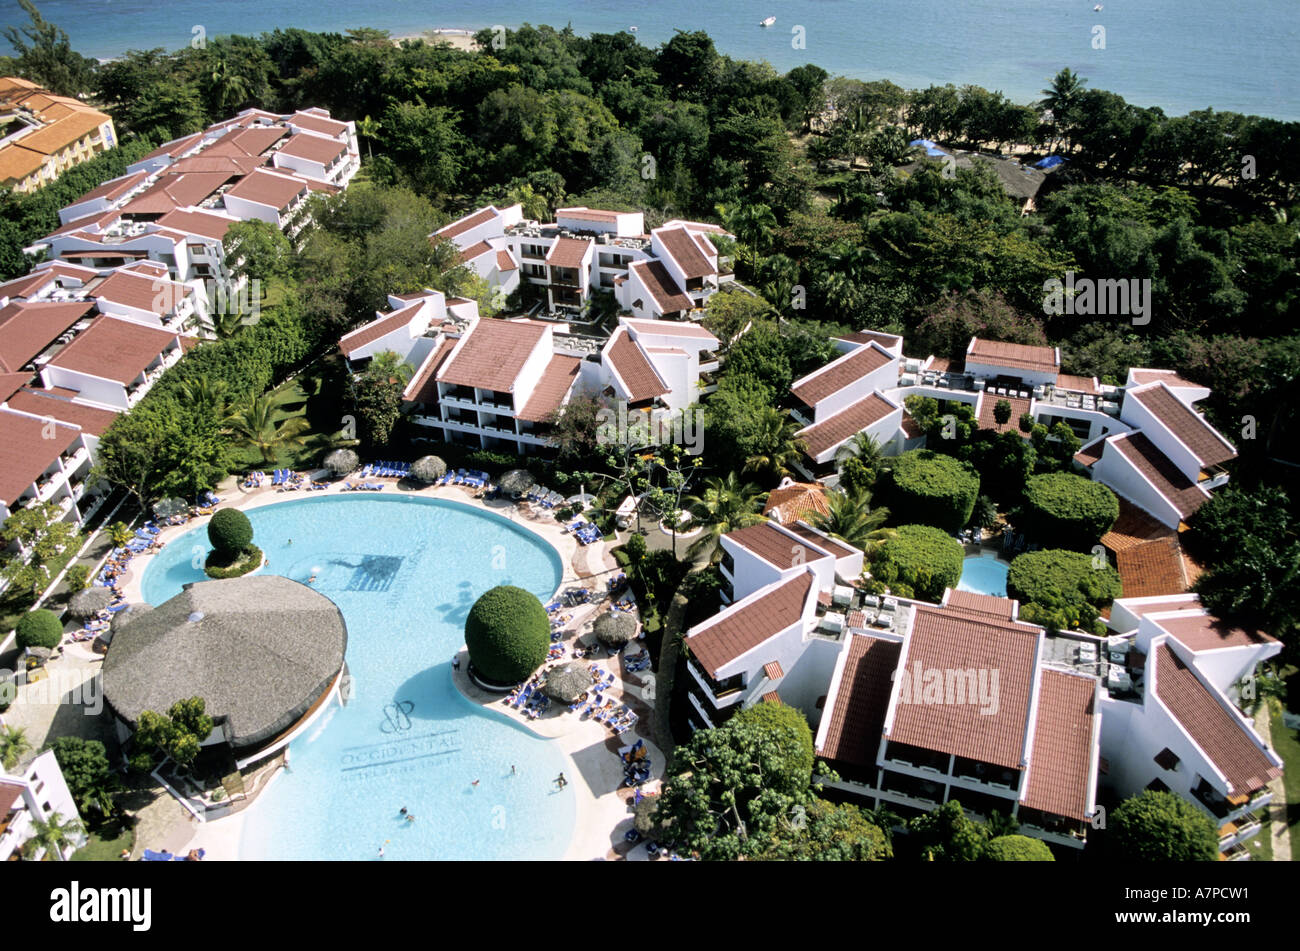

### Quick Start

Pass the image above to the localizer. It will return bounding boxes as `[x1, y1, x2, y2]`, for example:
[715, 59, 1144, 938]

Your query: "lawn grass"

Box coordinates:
[71, 821, 134, 862]
[1270, 670, 1300, 856]
[227, 356, 353, 474]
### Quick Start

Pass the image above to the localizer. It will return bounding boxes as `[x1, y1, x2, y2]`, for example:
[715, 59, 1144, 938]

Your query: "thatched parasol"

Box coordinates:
[410, 455, 447, 483]
[68, 587, 113, 620]
[153, 497, 188, 519]
[324, 449, 360, 477]
[542, 661, 591, 703]
[111, 603, 153, 635]
[593, 611, 638, 646]
[498, 469, 535, 498]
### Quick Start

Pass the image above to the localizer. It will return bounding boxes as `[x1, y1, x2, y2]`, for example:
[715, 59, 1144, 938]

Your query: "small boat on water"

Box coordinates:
[629, 26, 638, 32]
[1093, 4, 1103, 9]
[760, 16, 776, 27]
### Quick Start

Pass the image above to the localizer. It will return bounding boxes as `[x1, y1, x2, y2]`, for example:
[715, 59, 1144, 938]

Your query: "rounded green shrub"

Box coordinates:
[870, 524, 963, 602]
[205, 545, 263, 579]
[984, 834, 1055, 861]
[1018, 472, 1119, 549]
[207, 508, 253, 556]
[885, 450, 980, 533]
[1110, 790, 1218, 861]
[464, 585, 549, 685]
[730, 703, 814, 794]
[16, 609, 63, 650]
[1007, 549, 1121, 632]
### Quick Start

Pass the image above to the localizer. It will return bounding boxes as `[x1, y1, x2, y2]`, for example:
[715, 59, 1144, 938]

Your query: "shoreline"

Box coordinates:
[128, 475, 656, 861]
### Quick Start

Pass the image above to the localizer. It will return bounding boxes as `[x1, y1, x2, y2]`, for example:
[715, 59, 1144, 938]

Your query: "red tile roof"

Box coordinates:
[818, 634, 902, 767]
[339, 302, 423, 358]
[0, 408, 80, 506]
[137, 133, 202, 163]
[887, 605, 1040, 770]
[1022, 669, 1096, 821]
[557, 207, 624, 223]
[792, 341, 893, 407]
[623, 318, 719, 343]
[517, 354, 582, 422]
[1056, 373, 1100, 394]
[89, 269, 190, 315]
[457, 240, 493, 263]
[496, 250, 517, 271]
[277, 133, 346, 164]
[656, 227, 713, 279]
[166, 153, 267, 177]
[1115, 537, 1188, 599]
[978, 393, 1032, 434]
[1074, 441, 1105, 468]
[1110, 432, 1208, 519]
[0, 300, 96, 373]
[67, 170, 149, 207]
[967, 338, 1058, 374]
[47, 317, 177, 383]
[1155, 613, 1278, 651]
[1131, 369, 1199, 389]
[290, 111, 349, 137]
[402, 337, 457, 404]
[0, 372, 31, 402]
[688, 572, 813, 677]
[121, 172, 231, 216]
[1154, 645, 1280, 795]
[1130, 383, 1236, 468]
[797, 392, 897, 458]
[154, 208, 235, 242]
[605, 328, 668, 403]
[437, 207, 497, 241]
[546, 236, 591, 269]
[836, 330, 902, 349]
[1101, 498, 1172, 552]
[7, 388, 118, 435]
[439, 318, 547, 393]
[785, 522, 855, 559]
[727, 522, 834, 569]
[945, 590, 1017, 621]
[628, 260, 691, 314]
[207, 126, 287, 157]
[224, 170, 307, 210]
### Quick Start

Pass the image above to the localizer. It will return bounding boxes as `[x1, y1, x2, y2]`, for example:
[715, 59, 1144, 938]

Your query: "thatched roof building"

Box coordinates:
[102, 576, 347, 755]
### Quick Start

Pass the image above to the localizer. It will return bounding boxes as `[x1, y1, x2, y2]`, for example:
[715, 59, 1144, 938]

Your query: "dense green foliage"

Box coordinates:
[464, 585, 549, 685]
[15, 608, 62, 650]
[1007, 549, 1122, 633]
[870, 524, 964, 602]
[884, 450, 980, 533]
[204, 545, 264, 579]
[132, 697, 214, 771]
[755, 799, 893, 861]
[983, 834, 1055, 861]
[1017, 472, 1119, 549]
[47, 737, 120, 820]
[1110, 791, 1219, 861]
[207, 509, 254, 556]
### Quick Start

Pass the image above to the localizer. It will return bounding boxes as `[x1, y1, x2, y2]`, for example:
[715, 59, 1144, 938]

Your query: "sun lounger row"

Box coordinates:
[528, 487, 564, 508]
[437, 468, 489, 487]
[342, 481, 384, 491]
[362, 460, 411, 478]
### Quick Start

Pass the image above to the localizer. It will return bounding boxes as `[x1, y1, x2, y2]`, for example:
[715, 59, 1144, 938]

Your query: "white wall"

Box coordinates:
[1091, 441, 1188, 530]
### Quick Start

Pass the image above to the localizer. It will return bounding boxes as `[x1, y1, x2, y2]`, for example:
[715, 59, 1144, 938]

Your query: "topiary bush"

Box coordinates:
[207, 508, 253, 557]
[1017, 472, 1119, 549]
[464, 585, 550, 685]
[884, 449, 980, 533]
[1007, 548, 1121, 633]
[205, 545, 263, 579]
[870, 524, 964, 602]
[1110, 790, 1218, 861]
[16, 609, 63, 649]
[983, 834, 1055, 861]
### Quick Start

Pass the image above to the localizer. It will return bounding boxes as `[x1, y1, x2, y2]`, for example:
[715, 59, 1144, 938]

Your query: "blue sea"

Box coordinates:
[5, 0, 1297, 120]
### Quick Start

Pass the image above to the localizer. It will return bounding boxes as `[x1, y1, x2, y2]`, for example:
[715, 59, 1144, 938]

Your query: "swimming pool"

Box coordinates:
[957, 553, 1010, 597]
[141, 495, 575, 860]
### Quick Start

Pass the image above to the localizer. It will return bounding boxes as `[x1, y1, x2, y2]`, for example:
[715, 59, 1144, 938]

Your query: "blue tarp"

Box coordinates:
[1034, 155, 1066, 169]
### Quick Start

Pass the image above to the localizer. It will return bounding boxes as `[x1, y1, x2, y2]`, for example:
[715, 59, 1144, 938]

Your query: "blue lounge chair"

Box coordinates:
[142, 849, 174, 861]
[364, 482, 383, 491]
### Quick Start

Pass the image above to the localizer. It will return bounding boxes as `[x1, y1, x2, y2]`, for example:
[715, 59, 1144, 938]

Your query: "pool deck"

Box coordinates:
[121, 473, 656, 861]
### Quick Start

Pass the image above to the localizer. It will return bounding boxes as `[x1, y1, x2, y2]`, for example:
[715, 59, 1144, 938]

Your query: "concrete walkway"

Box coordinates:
[1255, 705, 1292, 862]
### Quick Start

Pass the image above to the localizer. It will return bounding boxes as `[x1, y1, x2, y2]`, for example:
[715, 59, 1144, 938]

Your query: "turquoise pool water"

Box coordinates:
[141, 495, 574, 860]
[957, 554, 1010, 598]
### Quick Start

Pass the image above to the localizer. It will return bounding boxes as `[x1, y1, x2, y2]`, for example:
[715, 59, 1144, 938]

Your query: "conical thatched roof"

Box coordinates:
[103, 576, 347, 752]
[593, 611, 637, 645]
[498, 469, 534, 497]
[542, 661, 590, 703]
[324, 449, 359, 476]
[410, 455, 446, 483]
[68, 587, 113, 620]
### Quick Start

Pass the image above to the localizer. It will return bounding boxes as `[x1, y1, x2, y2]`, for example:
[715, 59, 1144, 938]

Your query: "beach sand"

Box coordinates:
[392, 29, 478, 52]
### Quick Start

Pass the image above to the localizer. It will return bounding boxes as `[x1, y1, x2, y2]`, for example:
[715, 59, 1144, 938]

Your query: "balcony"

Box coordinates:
[441, 386, 476, 405]
[550, 267, 582, 288]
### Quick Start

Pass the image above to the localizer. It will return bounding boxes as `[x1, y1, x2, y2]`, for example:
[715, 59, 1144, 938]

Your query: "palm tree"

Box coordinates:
[214, 310, 247, 340]
[176, 377, 230, 421]
[225, 393, 311, 465]
[811, 486, 895, 555]
[356, 114, 382, 162]
[107, 521, 135, 549]
[21, 812, 83, 861]
[1040, 67, 1086, 153]
[685, 473, 766, 563]
[362, 350, 415, 387]
[835, 432, 886, 481]
[743, 409, 807, 483]
[0, 725, 31, 770]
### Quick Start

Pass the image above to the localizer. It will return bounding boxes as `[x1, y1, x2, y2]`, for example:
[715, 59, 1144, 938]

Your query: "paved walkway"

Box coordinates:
[1255, 705, 1292, 862]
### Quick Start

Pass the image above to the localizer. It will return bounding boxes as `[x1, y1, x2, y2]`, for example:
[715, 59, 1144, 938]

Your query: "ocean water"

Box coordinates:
[8, 0, 1298, 120]
[141, 495, 576, 861]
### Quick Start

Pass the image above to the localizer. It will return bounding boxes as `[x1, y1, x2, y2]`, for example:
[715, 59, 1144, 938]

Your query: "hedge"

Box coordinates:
[204, 545, 264, 579]
[1018, 472, 1119, 549]
[885, 450, 980, 533]
[983, 835, 1055, 861]
[208, 509, 254, 556]
[464, 585, 550, 685]
[1007, 549, 1122, 633]
[16, 609, 63, 650]
[870, 524, 964, 602]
